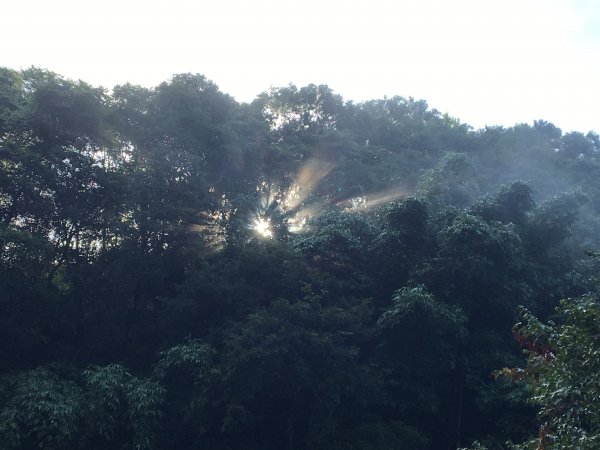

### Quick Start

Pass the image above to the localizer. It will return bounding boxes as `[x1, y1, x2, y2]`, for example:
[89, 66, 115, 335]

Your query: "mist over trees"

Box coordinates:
[1, 67, 600, 449]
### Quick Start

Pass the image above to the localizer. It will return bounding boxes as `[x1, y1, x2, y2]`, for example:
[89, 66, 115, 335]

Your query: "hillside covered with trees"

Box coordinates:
[1, 67, 600, 449]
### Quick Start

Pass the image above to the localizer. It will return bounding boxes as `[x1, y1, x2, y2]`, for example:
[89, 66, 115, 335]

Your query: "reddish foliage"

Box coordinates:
[513, 330, 555, 361]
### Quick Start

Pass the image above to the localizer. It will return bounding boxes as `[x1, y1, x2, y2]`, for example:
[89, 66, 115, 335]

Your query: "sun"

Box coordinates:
[253, 216, 273, 238]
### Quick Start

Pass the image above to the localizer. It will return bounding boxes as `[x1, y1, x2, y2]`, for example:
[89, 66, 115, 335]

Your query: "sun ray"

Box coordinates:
[252, 215, 273, 238]
[282, 159, 335, 211]
[338, 186, 408, 211]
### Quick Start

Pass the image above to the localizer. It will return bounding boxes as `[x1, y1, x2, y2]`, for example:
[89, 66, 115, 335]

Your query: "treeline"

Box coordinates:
[1, 67, 600, 449]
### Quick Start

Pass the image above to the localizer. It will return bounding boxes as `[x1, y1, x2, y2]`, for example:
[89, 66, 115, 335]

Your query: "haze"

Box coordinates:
[3, 0, 599, 132]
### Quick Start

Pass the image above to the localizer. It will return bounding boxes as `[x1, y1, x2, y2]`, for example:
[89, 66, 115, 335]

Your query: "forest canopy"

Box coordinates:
[1, 67, 600, 449]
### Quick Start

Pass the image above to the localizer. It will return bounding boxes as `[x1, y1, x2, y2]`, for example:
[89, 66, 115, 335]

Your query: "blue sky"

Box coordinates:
[2, 0, 599, 132]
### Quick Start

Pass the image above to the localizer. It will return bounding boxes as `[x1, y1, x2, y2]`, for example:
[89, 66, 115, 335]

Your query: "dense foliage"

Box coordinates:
[1, 67, 600, 449]
[497, 293, 600, 450]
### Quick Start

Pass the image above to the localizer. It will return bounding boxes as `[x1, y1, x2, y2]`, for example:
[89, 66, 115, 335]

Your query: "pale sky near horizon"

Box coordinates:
[2, 0, 599, 133]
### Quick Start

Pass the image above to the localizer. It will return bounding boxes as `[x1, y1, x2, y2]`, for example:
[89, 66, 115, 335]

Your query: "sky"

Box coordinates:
[2, 0, 599, 132]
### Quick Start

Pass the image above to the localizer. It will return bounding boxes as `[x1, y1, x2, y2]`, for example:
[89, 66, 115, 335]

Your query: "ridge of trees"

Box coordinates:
[1, 67, 600, 449]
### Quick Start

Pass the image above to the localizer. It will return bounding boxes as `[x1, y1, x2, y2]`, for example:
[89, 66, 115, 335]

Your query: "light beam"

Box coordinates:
[253, 216, 273, 238]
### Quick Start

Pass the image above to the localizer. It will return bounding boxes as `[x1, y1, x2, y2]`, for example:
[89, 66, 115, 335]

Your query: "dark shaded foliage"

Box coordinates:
[1, 67, 599, 449]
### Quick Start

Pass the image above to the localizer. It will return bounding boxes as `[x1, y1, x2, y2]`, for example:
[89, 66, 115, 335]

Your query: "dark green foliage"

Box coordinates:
[526, 191, 587, 251]
[378, 285, 467, 332]
[0, 369, 80, 449]
[208, 295, 381, 449]
[418, 153, 480, 210]
[83, 364, 164, 449]
[0, 365, 163, 449]
[377, 286, 467, 447]
[472, 181, 534, 226]
[500, 295, 600, 449]
[1, 66, 600, 449]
